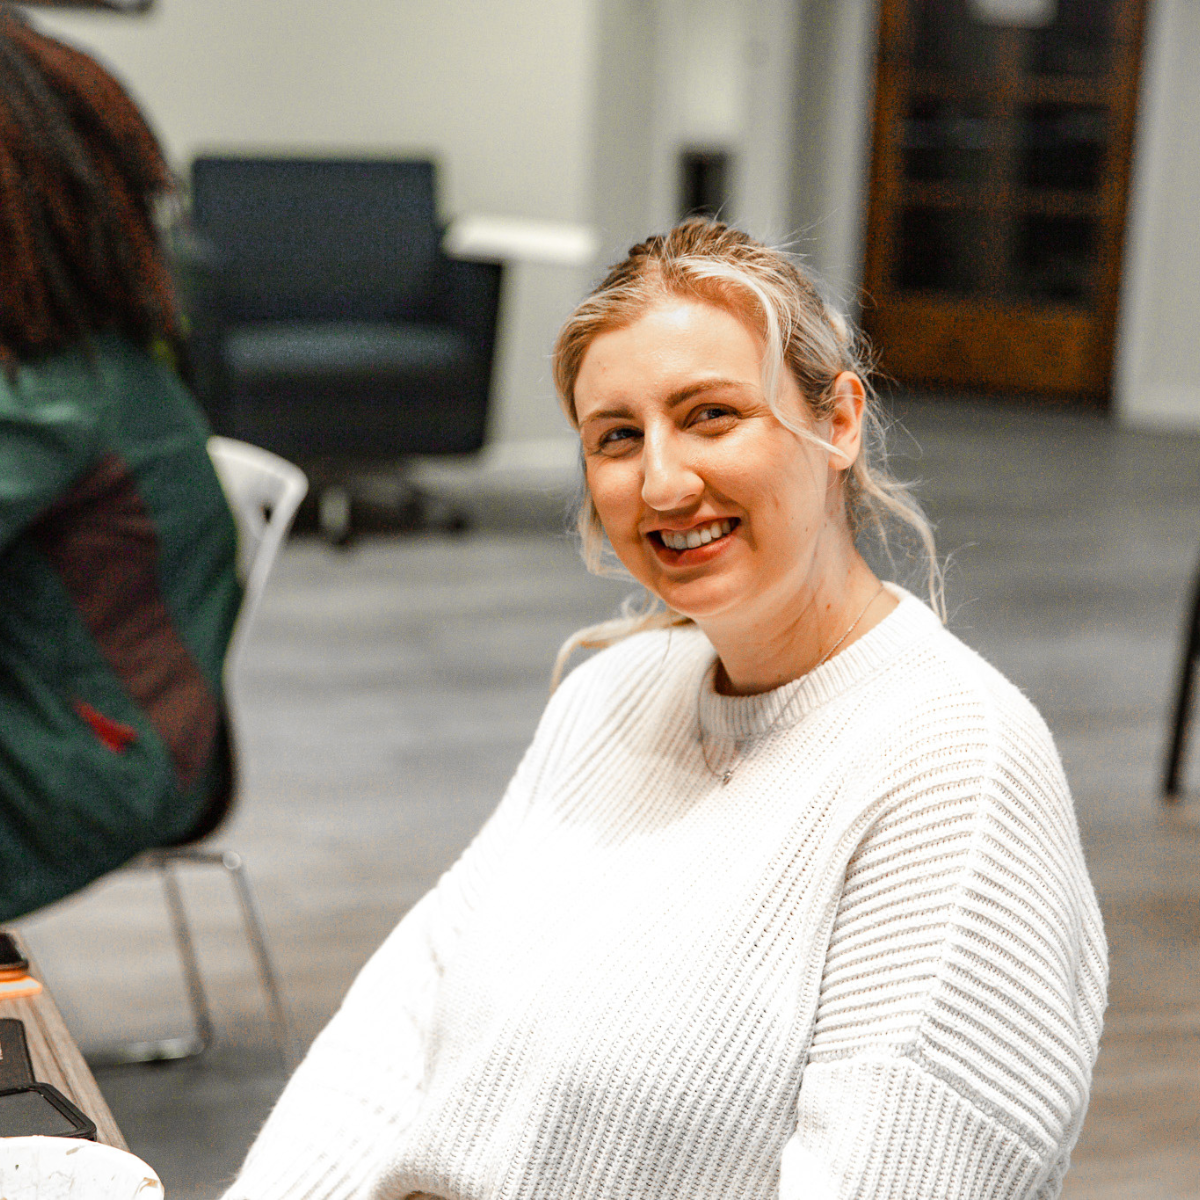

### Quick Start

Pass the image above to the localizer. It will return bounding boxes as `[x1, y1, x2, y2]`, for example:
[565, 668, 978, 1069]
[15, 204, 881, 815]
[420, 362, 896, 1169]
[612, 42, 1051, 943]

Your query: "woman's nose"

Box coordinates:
[641, 429, 702, 512]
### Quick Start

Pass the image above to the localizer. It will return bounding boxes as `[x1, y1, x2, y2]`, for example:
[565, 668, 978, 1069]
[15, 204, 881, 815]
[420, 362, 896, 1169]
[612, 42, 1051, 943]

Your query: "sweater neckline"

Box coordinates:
[695, 585, 940, 742]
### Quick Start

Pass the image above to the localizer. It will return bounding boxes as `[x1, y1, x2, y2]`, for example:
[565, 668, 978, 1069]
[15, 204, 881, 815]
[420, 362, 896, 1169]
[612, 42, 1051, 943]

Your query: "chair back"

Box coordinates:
[206, 437, 308, 676]
[190, 157, 440, 324]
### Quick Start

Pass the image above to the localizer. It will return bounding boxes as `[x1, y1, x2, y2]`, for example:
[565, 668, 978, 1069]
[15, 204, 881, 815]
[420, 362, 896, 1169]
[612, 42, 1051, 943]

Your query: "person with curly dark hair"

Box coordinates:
[0, 7, 241, 920]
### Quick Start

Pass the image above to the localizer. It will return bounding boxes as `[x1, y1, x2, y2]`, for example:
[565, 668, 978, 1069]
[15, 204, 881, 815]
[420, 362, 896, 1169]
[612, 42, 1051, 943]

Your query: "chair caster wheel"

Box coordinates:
[318, 486, 354, 547]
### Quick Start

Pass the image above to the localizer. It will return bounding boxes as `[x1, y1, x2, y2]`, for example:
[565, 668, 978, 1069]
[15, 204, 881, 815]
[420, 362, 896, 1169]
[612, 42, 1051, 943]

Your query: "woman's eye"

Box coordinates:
[597, 426, 641, 452]
[691, 405, 736, 428]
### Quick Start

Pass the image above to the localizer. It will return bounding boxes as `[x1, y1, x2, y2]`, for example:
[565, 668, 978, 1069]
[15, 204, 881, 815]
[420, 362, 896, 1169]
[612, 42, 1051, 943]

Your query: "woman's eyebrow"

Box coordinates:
[664, 378, 749, 408]
[580, 378, 751, 426]
[579, 403, 635, 425]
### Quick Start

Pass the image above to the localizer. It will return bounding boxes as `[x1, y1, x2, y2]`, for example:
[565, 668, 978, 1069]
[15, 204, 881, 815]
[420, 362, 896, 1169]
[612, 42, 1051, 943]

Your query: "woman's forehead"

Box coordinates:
[574, 300, 767, 413]
[583, 298, 763, 372]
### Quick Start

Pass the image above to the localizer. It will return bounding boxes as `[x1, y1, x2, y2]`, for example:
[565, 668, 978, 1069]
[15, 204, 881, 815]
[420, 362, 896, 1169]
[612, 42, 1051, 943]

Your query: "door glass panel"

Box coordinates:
[895, 207, 989, 294]
[912, 0, 1003, 74]
[1029, 0, 1119, 78]
[1020, 104, 1108, 191]
[1011, 214, 1096, 299]
[914, 0, 1120, 80]
[865, 0, 1144, 396]
[904, 97, 993, 186]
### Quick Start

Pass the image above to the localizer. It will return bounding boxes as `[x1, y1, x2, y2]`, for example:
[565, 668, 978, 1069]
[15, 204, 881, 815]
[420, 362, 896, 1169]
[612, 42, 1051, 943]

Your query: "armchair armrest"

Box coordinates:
[171, 233, 235, 433]
[427, 252, 504, 364]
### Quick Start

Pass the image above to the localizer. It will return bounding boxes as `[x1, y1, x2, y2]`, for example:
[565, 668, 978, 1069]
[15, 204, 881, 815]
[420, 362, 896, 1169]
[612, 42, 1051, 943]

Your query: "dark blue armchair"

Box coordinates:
[185, 157, 503, 535]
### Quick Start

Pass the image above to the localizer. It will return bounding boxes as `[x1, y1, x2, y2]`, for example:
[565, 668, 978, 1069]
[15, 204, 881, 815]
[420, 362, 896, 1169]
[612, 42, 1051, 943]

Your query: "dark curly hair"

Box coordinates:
[0, 7, 179, 367]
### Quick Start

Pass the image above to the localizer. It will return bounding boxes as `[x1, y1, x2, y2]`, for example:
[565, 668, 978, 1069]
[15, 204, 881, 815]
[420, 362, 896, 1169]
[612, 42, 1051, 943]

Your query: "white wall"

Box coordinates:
[735, 0, 803, 242]
[644, 0, 693, 232]
[590, 0, 659, 265]
[677, 0, 745, 148]
[29, 0, 600, 452]
[790, 0, 878, 310]
[644, 0, 748, 234]
[640, 0, 873, 298]
[31, 0, 596, 219]
[1114, 0, 1200, 430]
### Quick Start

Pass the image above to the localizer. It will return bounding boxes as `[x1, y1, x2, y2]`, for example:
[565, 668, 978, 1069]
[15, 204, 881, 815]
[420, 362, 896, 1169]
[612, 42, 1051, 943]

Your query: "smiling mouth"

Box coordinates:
[652, 518, 738, 552]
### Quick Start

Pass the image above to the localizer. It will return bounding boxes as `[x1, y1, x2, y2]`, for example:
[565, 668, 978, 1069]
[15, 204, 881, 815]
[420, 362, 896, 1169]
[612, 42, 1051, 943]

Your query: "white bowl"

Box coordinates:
[0, 1137, 164, 1198]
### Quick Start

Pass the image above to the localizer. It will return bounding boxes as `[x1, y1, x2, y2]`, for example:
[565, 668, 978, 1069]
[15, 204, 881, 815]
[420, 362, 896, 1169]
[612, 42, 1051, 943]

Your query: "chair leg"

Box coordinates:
[91, 848, 296, 1071]
[220, 850, 299, 1071]
[1164, 561, 1200, 802]
[90, 856, 214, 1067]
[159, 857, 216, 1056]
[340, 464, 470, 536]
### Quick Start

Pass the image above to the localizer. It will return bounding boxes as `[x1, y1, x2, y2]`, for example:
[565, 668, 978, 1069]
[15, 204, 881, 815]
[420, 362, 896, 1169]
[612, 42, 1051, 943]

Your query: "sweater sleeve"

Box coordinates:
[781, 683, 1107, 1200]
[221, 748, 542, 1200]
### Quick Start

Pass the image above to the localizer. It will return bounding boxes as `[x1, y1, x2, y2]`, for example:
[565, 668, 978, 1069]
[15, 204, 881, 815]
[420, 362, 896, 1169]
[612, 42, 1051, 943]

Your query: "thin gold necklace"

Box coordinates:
[697, 583, 886, 786]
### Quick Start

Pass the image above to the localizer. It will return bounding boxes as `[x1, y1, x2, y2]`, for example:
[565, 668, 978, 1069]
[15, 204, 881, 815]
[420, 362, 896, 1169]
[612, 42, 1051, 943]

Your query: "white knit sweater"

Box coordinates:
[225, 589, 1106, 1200]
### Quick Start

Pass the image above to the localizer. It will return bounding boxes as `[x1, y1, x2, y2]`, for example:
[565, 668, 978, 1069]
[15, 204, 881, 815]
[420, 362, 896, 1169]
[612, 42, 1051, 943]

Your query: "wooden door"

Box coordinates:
[862, 0, 1147, 402]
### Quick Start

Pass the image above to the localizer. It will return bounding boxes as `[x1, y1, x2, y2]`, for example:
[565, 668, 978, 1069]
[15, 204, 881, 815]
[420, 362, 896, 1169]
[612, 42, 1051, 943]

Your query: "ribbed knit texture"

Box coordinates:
[224, 589, 1106, 1200]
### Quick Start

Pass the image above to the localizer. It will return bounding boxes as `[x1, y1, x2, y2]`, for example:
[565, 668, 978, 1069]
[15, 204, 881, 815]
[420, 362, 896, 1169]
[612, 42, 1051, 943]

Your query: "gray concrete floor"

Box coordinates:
[13, 396, 1200, 1199]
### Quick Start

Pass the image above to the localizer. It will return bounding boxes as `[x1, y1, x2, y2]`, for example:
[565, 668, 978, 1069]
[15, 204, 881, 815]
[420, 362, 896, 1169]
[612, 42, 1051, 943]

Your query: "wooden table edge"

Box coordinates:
[2, 931, 127, 1150]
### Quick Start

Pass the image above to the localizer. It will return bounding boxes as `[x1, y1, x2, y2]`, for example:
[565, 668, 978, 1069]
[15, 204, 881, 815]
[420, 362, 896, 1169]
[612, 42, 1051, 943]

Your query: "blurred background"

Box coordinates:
[9, 1, 1200, 1197]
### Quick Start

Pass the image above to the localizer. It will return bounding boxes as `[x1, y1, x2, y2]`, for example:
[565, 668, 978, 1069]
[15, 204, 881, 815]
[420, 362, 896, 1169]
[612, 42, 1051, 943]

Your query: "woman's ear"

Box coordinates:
[828, 372, 866, 470]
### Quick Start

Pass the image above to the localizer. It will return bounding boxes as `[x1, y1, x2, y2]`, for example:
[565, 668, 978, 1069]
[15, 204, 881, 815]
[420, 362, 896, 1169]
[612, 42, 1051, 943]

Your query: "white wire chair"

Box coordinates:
[210, 435, 310, 675]
[99, 438, 308, 1070]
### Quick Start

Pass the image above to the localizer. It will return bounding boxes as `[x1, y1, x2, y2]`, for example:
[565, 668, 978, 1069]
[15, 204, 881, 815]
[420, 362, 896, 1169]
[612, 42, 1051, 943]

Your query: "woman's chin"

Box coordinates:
[641, 577, 746, 625]
[615, 544, 754, 625]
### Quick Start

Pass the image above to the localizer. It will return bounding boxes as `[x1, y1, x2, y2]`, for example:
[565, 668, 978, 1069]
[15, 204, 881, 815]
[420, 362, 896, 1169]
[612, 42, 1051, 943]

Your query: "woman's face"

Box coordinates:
[573, 296, 859, 634]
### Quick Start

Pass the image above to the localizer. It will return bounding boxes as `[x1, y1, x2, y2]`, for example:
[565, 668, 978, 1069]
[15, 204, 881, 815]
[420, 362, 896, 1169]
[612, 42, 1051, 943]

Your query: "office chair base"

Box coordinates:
[314, 467, 470, 545]
[318, 485, 354, 546]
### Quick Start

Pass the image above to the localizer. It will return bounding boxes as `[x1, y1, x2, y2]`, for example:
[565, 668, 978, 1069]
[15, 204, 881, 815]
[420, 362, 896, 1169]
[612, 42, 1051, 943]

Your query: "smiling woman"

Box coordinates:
[224, 221, 1106, 1200]
[572, 296, 885, 695]
[552, 219, 940, 693]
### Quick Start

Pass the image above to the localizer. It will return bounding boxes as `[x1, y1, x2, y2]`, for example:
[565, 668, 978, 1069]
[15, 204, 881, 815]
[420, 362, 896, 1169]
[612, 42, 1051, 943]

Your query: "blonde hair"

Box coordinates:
[551, 217, 942, 687]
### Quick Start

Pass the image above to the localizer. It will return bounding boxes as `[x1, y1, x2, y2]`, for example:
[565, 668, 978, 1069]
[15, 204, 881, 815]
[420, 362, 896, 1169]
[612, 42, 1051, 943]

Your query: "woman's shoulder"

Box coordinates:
[854, 593, 1070, 821]
[839, 590, 1060, 788]
[0, 335, 199, 433]
[843, 599, 1095, 957]
[880, 591, 1051, 723]
[543, 623, 711, 736]
[556, 622, 710, 702]
[520, 625, 710, 786]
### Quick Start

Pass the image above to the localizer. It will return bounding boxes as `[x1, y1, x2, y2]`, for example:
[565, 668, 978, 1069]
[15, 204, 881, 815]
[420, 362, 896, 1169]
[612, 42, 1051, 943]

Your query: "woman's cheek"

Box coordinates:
[591, 466, 636, 528]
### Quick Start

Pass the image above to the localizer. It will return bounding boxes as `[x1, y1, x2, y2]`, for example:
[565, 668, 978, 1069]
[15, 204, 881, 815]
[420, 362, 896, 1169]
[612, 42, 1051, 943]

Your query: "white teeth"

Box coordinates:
[660, 519, 733, 551]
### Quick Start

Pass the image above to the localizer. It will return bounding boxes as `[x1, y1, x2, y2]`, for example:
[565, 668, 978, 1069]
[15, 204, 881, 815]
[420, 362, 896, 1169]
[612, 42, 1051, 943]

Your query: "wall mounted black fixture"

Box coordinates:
[18, 1, 155, 12]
